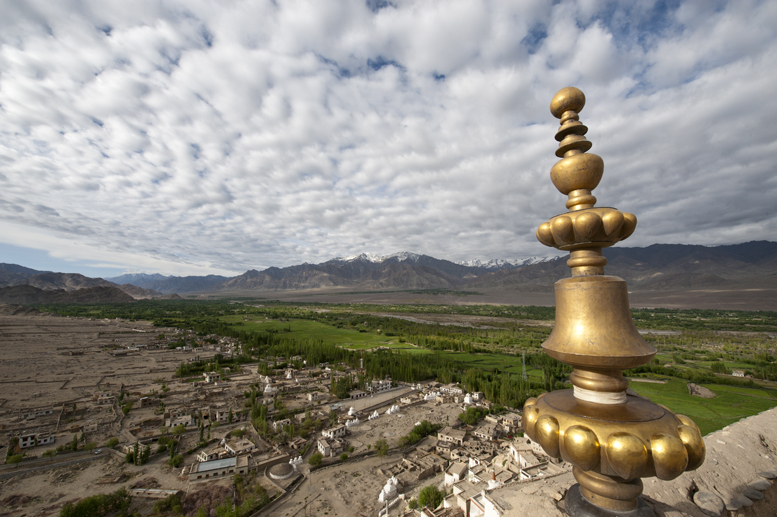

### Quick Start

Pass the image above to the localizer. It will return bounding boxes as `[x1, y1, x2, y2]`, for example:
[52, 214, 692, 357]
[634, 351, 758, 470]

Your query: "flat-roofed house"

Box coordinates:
[444, 462, 468, 486]
[224, 439, 255, 456]
[438, 427, 466, 446]
[189, 457, 235, 481]
[197, 445, 223, 463]
[322, 424, 347, 439]
[473, 424, 498, 441]
[317, 438, 331, 457]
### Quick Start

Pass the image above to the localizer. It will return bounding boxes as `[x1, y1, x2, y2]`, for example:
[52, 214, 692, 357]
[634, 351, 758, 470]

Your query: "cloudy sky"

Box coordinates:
[1, 0, 775, 277]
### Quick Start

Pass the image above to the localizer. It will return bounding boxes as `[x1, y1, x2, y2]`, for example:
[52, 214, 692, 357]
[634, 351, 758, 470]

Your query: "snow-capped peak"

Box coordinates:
[331, 252, 421, 263]
[385, 251, 421, 262]
[456, 255, 561, 269]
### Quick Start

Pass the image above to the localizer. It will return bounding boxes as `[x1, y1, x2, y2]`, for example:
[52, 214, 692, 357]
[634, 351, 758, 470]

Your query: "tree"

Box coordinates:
[71, 435, 79, 451]
[173, 424, 186, 438]
[418, 485, 444, 509]
[339, 453, 348, 461]
[133, 442, 139, 465]
[7, 437, 18, 457]
[60, 487, 132, 517]
[308, 453, 323, 467]
[7, 454, 23, 467]
[407, 499, 418, 509]
[374, 439, 389, 457]
[168, 454, 183, 468]
[228, 408, 233, 424]
[85, 442, 97, 451]
[106, 437, 119, 448]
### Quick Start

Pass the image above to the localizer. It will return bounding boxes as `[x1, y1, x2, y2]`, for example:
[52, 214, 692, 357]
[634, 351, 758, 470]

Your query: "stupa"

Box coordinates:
[523, 87, 705, 516]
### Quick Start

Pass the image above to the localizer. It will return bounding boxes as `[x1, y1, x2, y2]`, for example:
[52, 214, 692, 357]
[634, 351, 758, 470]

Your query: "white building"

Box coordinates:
[224, 439, 256, 456]
[197, 445, 223, 463]
[322, 424, 347, 439]
[317, 437, 344, 457]
[370, 379, 392, 393]
[203, 372, 221, 383]
[19, 432, 55, 449]
[445, 462, 468, 486]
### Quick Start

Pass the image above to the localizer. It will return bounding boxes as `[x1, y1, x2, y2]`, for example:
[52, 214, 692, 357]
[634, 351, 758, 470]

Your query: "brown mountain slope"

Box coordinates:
[7, 272, 115, 291]
[0, 285, 135, 304]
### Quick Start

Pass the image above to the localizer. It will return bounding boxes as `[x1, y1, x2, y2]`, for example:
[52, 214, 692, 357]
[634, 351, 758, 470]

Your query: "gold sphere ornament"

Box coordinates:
[525, 87, 705, 517]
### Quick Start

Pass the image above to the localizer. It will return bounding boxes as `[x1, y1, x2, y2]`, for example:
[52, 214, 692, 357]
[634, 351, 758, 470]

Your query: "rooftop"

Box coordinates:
[192, 457, 236, 473]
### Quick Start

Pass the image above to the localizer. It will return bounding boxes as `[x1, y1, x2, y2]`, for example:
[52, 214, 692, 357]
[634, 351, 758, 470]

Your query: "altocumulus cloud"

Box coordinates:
[0, 0, 775, 275]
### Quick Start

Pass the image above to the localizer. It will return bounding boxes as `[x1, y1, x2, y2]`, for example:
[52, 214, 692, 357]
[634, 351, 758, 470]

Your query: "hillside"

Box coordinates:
[0, 285, 135, 304]
[0, 267, 165, 299]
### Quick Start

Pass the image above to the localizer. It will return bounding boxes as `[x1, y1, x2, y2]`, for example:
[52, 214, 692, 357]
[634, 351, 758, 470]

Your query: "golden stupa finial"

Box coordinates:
[536, 87, 637, 277]
[523, 87, 705, 517]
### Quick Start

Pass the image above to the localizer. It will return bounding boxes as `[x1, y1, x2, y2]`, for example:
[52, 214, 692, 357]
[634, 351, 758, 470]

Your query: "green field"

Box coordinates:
[629, 378, 777, 435]
[219, 315, 418, 351]
[433, 351, 544, 379]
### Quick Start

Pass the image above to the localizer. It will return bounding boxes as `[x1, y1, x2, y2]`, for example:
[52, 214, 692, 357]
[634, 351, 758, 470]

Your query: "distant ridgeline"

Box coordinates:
[3, 241, 776, 295]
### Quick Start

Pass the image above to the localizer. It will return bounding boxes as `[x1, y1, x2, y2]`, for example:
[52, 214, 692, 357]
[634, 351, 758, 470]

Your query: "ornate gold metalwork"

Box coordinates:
[524, 87, 705, 515]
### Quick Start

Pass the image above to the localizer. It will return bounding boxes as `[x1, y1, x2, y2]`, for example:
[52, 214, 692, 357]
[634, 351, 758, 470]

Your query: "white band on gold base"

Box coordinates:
[573, 386, 627, 405]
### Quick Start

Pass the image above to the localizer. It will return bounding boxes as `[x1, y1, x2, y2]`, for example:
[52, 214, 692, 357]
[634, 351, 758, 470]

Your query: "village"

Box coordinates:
[0, 310, 571, 517]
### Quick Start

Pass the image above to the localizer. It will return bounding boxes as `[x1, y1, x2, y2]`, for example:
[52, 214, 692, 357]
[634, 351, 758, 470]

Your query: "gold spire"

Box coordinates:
[522, 87, 705, 516]
[536, 87, 637, 277]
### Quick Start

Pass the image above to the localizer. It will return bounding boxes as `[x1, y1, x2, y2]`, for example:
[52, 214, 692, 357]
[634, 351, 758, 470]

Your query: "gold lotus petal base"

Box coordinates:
[524, 391, 705, 512]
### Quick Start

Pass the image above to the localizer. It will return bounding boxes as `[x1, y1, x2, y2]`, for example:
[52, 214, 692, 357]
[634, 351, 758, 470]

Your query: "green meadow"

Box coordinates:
[219, 314, 418, 351]
[629, 378, 777, 436]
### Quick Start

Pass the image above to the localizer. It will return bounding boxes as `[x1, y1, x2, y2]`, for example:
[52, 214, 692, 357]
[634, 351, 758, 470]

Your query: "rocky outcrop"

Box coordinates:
[688, 383, 717, 398]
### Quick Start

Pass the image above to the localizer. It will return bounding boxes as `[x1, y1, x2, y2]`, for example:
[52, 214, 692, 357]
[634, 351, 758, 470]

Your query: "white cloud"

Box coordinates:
[0, 0, 775, 276]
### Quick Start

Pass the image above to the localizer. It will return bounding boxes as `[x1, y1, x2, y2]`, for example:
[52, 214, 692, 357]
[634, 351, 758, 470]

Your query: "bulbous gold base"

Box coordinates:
[523, 390, 705, 511]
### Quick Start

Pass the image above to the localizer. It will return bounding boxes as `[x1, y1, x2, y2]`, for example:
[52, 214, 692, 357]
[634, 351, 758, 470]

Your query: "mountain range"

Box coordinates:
[1, 242, 775, 303]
